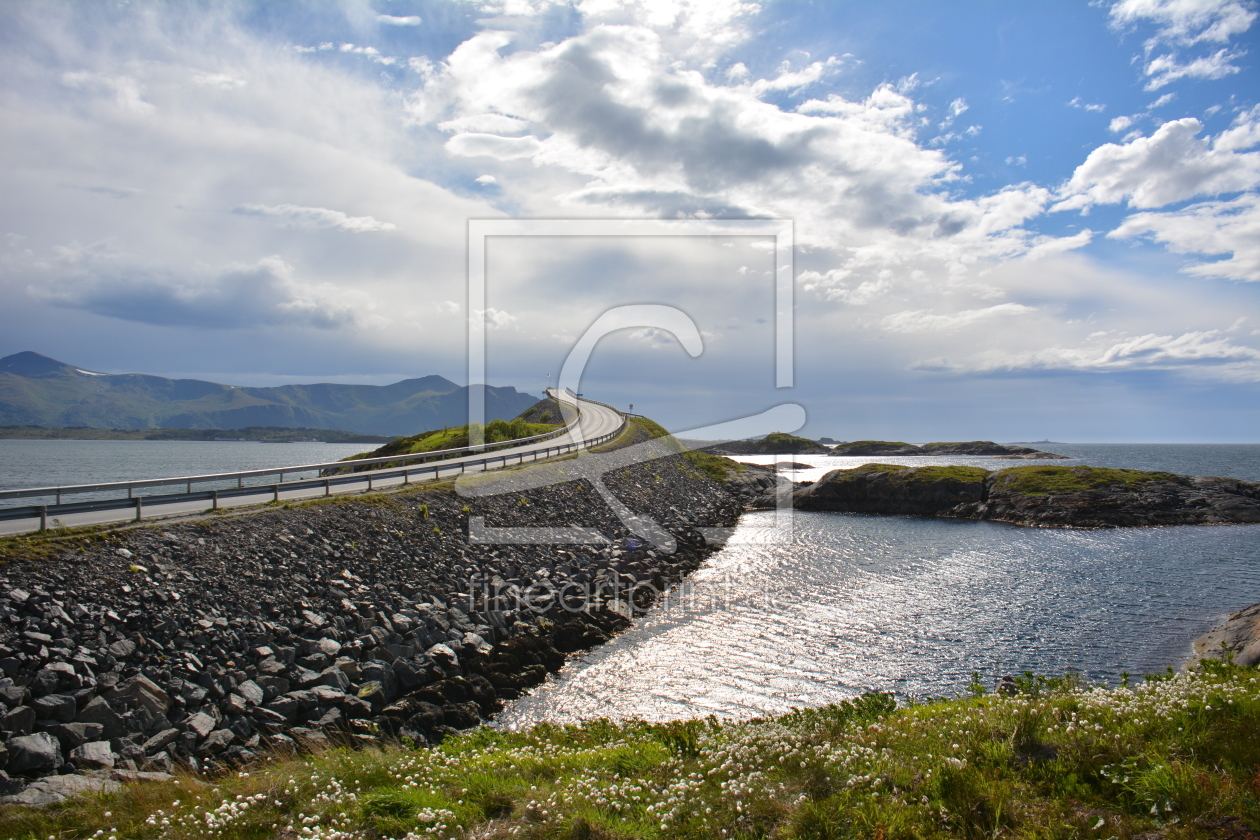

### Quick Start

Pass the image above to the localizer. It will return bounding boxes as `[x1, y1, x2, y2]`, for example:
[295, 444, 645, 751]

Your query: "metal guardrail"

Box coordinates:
[0, 390, 582, 506]
[0, 393, 628, 534]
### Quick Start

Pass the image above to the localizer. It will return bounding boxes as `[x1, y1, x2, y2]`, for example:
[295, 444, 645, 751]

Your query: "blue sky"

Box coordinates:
[1, 0, 1257, 441]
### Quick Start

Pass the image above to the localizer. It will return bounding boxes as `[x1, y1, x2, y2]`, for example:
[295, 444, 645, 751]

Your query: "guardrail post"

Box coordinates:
[39, 506, 48, 532]
[403, 469, 409, 486]
[367, 474, 373, 491]
[324, 478, 331, 496]
[135, 497, 143, 522]
[212, 490, 219, 510]
[272, 485, 279, 502]
[55, 489, 61, 506]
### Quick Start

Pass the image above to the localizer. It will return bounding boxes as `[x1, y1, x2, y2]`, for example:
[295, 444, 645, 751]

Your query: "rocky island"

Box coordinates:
[828, 440, 1068, 458]
[792, 463, 1260, 527]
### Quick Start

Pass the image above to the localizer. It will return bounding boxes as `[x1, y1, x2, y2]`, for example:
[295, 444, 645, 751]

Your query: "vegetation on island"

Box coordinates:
[3, 661, 1257, 839]
[992, 465, 1182, 497]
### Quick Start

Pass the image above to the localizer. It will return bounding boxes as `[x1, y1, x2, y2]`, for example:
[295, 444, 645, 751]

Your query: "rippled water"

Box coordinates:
[498, 444, 1260, 727]
[0, 439, 370, 504]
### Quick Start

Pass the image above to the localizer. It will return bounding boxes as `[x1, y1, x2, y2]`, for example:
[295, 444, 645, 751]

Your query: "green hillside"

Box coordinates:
[0, 351, 539, 436]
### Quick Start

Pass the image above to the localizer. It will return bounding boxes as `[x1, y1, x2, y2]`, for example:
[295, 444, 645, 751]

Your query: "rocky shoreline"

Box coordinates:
[0, 423, 742, 804]
[1189, 603, 1260, 669]
[792, 463, 1260, 527]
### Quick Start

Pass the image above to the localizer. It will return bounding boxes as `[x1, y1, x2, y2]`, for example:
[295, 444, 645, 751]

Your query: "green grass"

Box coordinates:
[992, 465, 1180, 497]
[831, 440, 914, 451]
[343, 419, 561, 464]
[5, 661, 1257, 839]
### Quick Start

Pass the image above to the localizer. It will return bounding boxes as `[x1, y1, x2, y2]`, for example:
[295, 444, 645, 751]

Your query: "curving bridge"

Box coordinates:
[0, 390, 627, 537]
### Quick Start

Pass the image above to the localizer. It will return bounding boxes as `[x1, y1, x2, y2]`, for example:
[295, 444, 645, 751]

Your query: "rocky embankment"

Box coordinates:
[0, 423, 743, 804]
[1189, 604, 1260, 668]
[793, 464, 1260, 527]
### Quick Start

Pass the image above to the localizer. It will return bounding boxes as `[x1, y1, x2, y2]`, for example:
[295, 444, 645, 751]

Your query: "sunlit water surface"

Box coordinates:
[498, 444, 1260, 727]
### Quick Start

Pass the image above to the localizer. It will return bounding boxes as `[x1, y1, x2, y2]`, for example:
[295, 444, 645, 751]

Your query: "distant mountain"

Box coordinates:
[0, 351, 541, 436]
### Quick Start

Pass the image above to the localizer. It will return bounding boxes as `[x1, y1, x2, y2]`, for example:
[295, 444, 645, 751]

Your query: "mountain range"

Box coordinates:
[0, 352, 540, 436]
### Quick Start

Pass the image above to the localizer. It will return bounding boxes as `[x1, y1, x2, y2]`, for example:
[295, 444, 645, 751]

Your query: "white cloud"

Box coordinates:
[377, 14, 422, 26]
[446, 132, 546, 160]
[61, 71, 155, 115]
[1055, 117, 1260, 210]
[881, 303, 1036, 333]
[1109, 0, 1256, 47]
[1109, 0, 1255, 90]
[475, 174, 499, 185]
[923, 329, 1260, 381]
[27, 247, 365, 330]
[1147, 92, 1177, 107]
[1109, 114, 1137, 133]
[192, 72, 246, 90]
[1110, 192, 1260, 280]
[420, 23, 1058, 298]
[1143, 46, 1245, 89]
[479, 307, 518, 330]
[232, 204, 397, 233]
[1068, 96, 1106, 112]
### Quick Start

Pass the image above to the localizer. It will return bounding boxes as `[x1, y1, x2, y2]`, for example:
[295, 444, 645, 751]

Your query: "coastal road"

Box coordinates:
[0, 391, 626, 536]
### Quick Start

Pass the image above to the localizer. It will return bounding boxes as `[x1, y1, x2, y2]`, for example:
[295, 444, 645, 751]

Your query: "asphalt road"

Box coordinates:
[0, 392, 626, 536]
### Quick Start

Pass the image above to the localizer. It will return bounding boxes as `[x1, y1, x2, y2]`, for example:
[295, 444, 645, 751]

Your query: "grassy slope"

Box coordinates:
[609, 416, 744, 483]
[4, 662, 1257, 839]
[992, 465, 1180, 497]
[343, 420, 560, 462]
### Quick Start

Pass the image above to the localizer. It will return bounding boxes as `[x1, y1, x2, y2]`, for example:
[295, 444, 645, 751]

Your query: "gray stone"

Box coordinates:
[107, 639, 136, 659]
[317, 638, 342, 657]
[111, 675, 172, 717]
[393, 658, 426, 688]
[111, 769, 174, 783]
[76, 697, 126, 739]
[0, 774, 120, 807]
[6, 732, 62, 775]
[426, 643, 459, 668]
[317, 667, 350, 692]
[70, 740, 116, 770]
[4, 705, 35, 736]
[183, 712, 217, 740]
[32, 693, 77, 724]
[45, 722, 103, 750]
[200, 728, 236, 755]
[141, 728, 179, 754]
[256, 676, 289, 700]
[0, 685, 28, 709]
[234, 680, 264, 706]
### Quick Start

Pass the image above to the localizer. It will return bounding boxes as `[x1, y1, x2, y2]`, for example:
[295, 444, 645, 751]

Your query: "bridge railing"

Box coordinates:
[0, 395, 628, 534]
[0, 392, 582, 507]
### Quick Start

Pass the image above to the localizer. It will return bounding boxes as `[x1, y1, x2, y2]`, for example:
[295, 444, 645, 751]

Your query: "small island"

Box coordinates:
[791, 463, 1260, 527]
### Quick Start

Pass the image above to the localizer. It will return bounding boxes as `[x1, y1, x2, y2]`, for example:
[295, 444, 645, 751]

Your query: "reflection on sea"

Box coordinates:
[497, 509, 1260, 728]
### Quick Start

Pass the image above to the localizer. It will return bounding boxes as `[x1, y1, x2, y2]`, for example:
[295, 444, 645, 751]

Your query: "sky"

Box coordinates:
[1, 0, 1258, 442]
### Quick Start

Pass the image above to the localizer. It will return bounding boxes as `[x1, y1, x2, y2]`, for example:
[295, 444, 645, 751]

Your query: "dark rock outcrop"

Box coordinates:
[794, 464, 1260, 528]
[828, 440, 1066, 458]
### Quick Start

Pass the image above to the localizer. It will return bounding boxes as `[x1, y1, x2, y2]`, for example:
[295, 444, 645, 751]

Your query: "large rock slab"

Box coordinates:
[0, 773, 121, 807]
[6, 732, 62, 775]
[1189, 603, 1260, 668]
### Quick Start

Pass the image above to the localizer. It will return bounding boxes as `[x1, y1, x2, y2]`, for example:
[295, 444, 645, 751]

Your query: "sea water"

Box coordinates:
[496, 443, 1260, 726]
